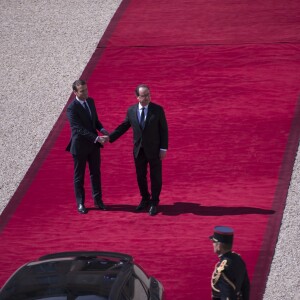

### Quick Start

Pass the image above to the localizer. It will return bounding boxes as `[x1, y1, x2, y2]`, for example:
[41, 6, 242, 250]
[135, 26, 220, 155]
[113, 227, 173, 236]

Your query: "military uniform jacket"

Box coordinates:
[211, 251, 250, 300]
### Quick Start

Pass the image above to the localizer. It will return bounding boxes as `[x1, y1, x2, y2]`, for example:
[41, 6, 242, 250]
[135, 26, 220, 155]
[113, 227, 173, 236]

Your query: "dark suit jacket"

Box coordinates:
[109, 102, 168, 159]
[66, 97, 104, 155]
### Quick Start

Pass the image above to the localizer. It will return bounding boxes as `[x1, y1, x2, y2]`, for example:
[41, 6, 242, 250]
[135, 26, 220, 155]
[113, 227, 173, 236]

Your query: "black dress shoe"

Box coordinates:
[135, 200, 149, 212]
[95, 200, 107, 210]
[78, 204, 87, 214]
[149, 205, 158, 216]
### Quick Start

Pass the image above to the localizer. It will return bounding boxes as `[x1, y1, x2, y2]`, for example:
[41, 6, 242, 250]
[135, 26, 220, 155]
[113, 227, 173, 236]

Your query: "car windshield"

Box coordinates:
[0, 258, 123, 300]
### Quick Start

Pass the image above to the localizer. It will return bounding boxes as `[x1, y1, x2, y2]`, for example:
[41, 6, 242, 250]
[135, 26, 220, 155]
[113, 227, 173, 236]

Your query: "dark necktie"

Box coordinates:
[83, 101, 91, 118]
[140, 107, 145, 129]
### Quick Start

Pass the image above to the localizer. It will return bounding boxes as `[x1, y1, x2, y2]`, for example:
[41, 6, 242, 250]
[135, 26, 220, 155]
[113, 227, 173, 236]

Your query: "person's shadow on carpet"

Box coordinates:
[159, 202, 275, 216]
[105, 202, 275, 216]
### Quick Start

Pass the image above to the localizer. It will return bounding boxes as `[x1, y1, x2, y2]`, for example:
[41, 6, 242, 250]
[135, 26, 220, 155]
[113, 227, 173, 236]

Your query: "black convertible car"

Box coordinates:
[0, 251, 164, 300]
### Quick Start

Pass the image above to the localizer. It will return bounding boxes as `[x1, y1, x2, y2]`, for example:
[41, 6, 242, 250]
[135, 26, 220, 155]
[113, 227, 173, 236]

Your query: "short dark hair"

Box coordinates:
[72, 79, 86, 92]
[135, 84, 150, 97]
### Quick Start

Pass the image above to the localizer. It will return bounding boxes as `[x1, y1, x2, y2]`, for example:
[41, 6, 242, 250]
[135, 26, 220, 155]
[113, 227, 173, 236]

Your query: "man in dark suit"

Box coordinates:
[66, 79, 108, 214]
[209, 226, 250, 300]
[108, 84, 168, 216]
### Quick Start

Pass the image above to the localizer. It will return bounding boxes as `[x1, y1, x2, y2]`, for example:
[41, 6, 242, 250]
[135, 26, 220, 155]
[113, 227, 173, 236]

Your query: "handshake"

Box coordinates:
[97, 135, 109, 145]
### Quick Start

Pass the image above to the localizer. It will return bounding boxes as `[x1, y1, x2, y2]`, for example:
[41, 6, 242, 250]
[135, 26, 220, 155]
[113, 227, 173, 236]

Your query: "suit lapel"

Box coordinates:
[144, 102, 152, 129]
[131, 104, 141, 130]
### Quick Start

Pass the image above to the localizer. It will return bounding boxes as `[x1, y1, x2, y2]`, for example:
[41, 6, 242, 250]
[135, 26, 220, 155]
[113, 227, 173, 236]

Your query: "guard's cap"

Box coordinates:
[209, 226, 234, 244]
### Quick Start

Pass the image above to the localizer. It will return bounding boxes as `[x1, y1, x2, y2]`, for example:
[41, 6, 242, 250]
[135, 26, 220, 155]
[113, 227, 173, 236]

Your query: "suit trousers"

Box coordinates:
[134, 148, 162, 204]
[72, 147, 102, 205]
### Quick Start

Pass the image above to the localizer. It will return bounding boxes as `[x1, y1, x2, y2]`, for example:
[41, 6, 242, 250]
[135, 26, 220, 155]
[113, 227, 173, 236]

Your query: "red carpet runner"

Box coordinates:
[1, 1, 300, 299]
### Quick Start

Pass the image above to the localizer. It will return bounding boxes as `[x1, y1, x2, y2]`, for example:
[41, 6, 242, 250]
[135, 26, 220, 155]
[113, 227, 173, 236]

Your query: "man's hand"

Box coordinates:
[97, 136, 109, 145]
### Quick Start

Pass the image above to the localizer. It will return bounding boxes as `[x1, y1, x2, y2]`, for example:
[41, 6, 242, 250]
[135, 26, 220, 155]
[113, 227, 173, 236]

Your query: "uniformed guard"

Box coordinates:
[210, 226, 250, 300]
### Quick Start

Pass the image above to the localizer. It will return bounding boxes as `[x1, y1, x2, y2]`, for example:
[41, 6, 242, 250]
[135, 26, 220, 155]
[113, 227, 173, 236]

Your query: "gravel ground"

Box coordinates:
[0, 0, 121, 213]
[0, 1, 299, 299]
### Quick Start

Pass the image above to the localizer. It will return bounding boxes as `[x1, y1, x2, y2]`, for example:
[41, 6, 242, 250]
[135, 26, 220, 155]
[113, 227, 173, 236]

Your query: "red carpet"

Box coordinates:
[1, 1, 300, 299]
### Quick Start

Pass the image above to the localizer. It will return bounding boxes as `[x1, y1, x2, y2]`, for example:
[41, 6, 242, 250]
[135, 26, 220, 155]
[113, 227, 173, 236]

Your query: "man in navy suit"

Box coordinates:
[108, 84, 168, 216]
[66, 79, 108, 214]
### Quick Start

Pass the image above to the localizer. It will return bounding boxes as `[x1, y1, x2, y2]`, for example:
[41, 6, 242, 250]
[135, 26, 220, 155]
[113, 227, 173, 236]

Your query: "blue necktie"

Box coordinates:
[140, 107, 145, 129]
